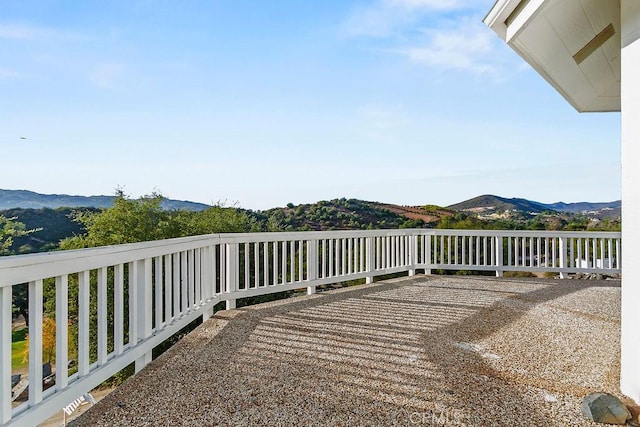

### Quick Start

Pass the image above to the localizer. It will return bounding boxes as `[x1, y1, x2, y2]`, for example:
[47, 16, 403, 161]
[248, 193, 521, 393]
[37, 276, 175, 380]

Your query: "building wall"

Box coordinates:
[621, 0, 640, 404]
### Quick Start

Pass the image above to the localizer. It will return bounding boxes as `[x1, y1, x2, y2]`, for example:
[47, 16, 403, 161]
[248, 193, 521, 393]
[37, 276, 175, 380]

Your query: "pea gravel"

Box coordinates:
[71, 275, 626, 426]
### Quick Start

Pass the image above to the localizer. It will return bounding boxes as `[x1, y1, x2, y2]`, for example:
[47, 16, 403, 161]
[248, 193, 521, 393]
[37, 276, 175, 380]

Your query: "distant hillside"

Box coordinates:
[0, 189, 211, 211]
[370, 203, 451, 224]
[0, 207, 94, 253]
[251, 198, 433, 231]
[448, 195, 549, 214]
[447, 194, 621, 219]
[544, 200, 621, 218]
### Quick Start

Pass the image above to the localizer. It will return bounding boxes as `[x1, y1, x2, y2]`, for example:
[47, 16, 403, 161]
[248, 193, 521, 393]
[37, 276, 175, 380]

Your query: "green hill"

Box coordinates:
[447, 195, 550, 214]
[250, 198, 433, 231]
[0, 207, 94, 253]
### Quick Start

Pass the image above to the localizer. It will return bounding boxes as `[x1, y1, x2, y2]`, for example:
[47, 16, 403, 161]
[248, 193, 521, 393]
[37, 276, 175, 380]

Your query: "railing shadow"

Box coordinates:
[71, 275, 620, 426]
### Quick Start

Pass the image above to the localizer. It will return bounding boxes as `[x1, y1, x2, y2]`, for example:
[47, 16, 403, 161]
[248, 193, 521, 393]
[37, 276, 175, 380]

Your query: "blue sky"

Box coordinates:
[1, 0, 621, 210]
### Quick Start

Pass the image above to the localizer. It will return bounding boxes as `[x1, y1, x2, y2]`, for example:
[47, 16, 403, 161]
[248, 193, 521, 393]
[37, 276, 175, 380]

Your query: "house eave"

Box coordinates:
[485, 0, 621, 113]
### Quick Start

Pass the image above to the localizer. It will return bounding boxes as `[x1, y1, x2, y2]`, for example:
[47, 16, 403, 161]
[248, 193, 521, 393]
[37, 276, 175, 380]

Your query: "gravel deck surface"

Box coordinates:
[71, 275, 623, 426]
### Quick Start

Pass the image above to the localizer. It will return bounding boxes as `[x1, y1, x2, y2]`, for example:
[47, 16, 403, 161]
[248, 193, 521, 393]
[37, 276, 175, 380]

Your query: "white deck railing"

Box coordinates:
[0, 228, 621, 426]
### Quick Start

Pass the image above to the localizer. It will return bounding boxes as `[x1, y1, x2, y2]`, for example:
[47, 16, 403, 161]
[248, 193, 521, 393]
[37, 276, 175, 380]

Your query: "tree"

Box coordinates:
[57, 190, 257, 383]
[60, 190, 176, 249]
[2, 215, 40, 326]
[23, 317, 57, 364]
[1, 215, 31, 255]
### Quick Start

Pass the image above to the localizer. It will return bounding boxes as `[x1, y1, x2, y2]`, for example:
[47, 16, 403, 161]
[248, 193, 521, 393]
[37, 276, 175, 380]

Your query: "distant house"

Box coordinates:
[485, 0, 639, 403]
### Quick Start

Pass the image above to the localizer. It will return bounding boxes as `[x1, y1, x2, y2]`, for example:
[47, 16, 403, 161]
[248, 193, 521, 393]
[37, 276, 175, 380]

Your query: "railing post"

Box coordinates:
[365, 236, 374, 284]
[424, 233, 432, 275]
[226, 243, 238, 309]
[135, 258, 152, 373]
[307, 240, 318, 295]
[408, 234, 417, 276]
[1, 286, 11, 424]
[495, 236, 504, 277]
[202, 245, 216, 321]
[559, 237, 568, 279]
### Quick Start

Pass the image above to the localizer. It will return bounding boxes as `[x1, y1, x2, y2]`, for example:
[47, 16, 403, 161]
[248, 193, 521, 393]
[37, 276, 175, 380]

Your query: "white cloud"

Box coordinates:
[90, 63, 126, 89]
[398, 20, 499, 75]
[343, 0, 486, 37]
[343, 1, 513, 77]
[384, 0, 463, 11]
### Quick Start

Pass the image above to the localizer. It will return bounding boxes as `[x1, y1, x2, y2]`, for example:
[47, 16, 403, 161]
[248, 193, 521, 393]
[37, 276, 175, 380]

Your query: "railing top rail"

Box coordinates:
[428, 229, 621, 238]
[0, 228, 621, 287]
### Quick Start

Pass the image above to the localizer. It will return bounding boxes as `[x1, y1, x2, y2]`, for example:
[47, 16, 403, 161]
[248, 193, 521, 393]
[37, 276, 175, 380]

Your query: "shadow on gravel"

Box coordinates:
[72, 276, 620, 426]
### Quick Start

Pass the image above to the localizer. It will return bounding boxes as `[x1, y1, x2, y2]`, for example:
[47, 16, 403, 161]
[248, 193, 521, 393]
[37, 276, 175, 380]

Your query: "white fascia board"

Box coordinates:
[484, 0, 517, 40]
[505, 0, 548, 43]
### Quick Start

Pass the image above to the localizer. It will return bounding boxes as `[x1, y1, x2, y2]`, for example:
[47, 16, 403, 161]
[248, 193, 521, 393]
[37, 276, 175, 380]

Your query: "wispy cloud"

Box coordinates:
[0, 22, 87, 42]
[397, 19, 499, 75]
[90, 63, 126, 89]
[344, 1, 512, 77]
[343, 0, 478, 38]
[357, 104, 413, 145]
[0, 67, 19, 79]
[385, 0, 463, 11]
[0, 23, 55, 40]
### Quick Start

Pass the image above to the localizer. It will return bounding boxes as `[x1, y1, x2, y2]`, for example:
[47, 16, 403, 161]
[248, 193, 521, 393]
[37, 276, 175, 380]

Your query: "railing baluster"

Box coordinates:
[577, 238, 583, 268]
[164, 255, 172, 324]
[98, 267, 108, 365]
[348, 238, 353, 274]
[114, 264, 124, 355]
[255, 242, 260, 288]
[135, 258, 152, 372]
[78, 272, 90, 376]
[608, 239, 614, 268]
[282, 241, 287, 284]
[55, 276, 69, 390]
[173, 254, 180, 318]
[273, 241, 278, 285]
[244, 243, 249, 290]
[195, 248, 202, 304]
[180, 251, 188, 312]
[341, 238, 346, 275]
[28, 280, 44, 406]
[154, 257, 162, 331]
[298, 240, 304, 281]
[329, 239, 334, 277]
[322, 239, 327, 278]
[263, 242, 269, 287]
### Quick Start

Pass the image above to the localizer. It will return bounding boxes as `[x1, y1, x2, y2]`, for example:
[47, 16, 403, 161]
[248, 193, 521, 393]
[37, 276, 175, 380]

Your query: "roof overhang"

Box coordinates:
[485, 0, 621, 112]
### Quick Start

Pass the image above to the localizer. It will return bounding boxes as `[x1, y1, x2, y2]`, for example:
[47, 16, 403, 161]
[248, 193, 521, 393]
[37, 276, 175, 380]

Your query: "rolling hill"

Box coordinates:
[447, 195, 550, 213]
[447, 194, 620, 218]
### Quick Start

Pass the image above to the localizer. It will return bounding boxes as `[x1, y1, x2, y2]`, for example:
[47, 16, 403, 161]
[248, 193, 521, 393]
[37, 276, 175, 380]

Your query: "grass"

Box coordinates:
[12, 327, 28, 371]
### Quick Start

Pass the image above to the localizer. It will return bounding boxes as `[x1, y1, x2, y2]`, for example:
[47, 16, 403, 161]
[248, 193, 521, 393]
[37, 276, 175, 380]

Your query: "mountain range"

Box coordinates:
[0, 189, 621, 218]
[0, 189, 210, 211]
[448, 194, 621, 218]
